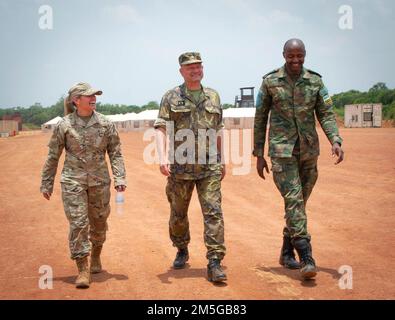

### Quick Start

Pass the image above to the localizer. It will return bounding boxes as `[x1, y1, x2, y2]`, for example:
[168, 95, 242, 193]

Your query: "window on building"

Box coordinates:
[134, 122, 140, 128]
[234, 118, 240, 125]
[363, 112, 373, 121]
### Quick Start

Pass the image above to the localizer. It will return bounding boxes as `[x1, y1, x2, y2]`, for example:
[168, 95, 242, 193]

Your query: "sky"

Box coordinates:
[0, 0, 394, 108]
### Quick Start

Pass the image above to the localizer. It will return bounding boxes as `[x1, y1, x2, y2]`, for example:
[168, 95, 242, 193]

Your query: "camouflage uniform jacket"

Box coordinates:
[253, 66, 343, 159]
[154, 83, 224, 180]
[40, 111, 127, 193]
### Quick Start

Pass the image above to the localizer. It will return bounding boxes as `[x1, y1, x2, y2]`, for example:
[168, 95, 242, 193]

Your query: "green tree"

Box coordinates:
[369, 82, 388, 92]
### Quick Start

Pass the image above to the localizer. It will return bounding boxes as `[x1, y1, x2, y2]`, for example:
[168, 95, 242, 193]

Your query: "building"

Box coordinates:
[234, 87, 255, 108]
[344, 104, 382, 128]
[106, 113, 137, 132]
[2, 113, 22, 131]
[223, 107, 256, 129]
[132, 110, 159, 131]
[0, 120, 19, 137]
[41, 107, 259, 133]
[41, 116, 62, 132]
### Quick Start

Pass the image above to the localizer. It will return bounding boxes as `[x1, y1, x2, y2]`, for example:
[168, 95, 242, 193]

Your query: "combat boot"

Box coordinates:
[90, 245, 103, 274]
[293, 238, 317, 279]
[279, 236, 301, 269]
[75, 256, 90, 288]
[207, 259, 227, 283]
[173, 248, 189, 269]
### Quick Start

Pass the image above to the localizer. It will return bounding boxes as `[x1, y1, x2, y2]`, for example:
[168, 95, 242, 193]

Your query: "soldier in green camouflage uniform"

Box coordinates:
[154, 52, 227, 283]
[253, 39, 344, 279]
[40, 82, 127, 288]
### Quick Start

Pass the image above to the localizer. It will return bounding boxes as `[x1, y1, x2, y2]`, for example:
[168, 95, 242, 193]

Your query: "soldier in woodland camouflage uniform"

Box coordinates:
[154, 52, 227, 283]
[253, 39, 344, 279]
[40, 82, 127, 288]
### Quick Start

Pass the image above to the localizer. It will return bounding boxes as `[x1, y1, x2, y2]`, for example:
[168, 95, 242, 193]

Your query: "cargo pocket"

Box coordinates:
[170, 105, 191, 129]
[203, 103, 221, 129]
[271, 162, 287, 195]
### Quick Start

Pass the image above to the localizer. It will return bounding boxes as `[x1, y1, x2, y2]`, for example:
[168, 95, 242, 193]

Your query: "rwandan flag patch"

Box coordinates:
[319, 86, 333, 106]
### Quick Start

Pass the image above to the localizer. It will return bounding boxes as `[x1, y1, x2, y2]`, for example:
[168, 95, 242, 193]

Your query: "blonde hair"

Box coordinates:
[63, 94, 75, 116]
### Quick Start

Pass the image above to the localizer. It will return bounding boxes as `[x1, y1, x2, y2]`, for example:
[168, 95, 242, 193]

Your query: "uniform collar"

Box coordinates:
[279, 65, 312, 83]
[180, 83, 210, 102]
[71, 110, 100, 127]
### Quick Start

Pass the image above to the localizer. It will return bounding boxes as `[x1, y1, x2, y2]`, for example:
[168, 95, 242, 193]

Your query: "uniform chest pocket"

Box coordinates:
[268, 85, 288, 106]
[65, 128, 84, 153]
[93, 127, 108, 150]
[297, 86, 319, 107]
[170, 104, 191, 129]
[201, 103, 221, 129]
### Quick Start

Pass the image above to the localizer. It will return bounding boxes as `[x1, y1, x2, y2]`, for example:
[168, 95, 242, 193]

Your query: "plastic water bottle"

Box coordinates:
[115, 192, 124, 215]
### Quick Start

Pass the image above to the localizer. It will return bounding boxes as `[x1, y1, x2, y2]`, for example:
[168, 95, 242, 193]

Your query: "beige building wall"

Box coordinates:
[0, 120, 19, 136]
[345, 104, 382, 128]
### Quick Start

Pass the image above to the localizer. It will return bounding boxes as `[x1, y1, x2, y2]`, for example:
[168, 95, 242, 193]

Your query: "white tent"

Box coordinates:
[132, 110, 159, 130]
[41, 116, 62, 132]
[41, 107, 256, 133]
[105, 112, 138, 132]
[223, 107, 256, 129]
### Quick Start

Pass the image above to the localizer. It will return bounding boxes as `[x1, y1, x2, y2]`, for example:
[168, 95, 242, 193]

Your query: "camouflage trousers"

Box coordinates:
[61, 183, 111, 260]
[271, 156, 318, 241]
[166, 174, 226, 260]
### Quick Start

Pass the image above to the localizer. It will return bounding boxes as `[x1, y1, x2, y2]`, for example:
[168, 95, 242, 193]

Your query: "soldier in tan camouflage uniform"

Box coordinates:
[154, 52, 227, 283]
[40, 82, 127, 288]
[253, 39, 344, 279]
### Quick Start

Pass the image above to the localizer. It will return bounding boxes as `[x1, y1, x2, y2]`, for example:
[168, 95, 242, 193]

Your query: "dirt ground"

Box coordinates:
[0, 128, 394, 300]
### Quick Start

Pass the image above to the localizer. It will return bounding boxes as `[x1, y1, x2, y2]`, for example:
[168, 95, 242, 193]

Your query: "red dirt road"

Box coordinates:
[0, 128, 394, 299]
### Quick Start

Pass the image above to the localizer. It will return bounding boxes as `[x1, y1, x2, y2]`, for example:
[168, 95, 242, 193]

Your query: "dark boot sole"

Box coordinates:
[208, 274, 227, 283]
[173, 256, 189, 269]
[279, 260, 301, 270]
[301, 270, 317, 279]
[207, 270, 227, 283]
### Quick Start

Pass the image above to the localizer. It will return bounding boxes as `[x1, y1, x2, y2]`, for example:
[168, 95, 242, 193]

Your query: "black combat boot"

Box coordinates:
[173, 248, 189, 269]
[207, 259, 227, 283]
[279, 236, 301, 269]
[293, 238, 317, 279]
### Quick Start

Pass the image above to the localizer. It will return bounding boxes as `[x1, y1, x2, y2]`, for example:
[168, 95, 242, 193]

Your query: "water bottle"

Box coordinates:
[115, 192, 124, 215]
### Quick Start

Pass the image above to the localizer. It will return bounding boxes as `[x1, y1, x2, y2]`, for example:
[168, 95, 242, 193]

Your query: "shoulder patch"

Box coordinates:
[256, 89, 264, 109]
[262, 69, 279, 79]
[319, 86, 333, 106]
[307, 69, 322, 77]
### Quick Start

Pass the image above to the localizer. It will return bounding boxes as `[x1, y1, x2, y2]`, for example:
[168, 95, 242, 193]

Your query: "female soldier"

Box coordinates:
[40, 82, 127, 288]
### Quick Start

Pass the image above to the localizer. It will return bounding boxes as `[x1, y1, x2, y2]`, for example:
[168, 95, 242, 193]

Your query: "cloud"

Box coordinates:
[101, 4, 142, 24]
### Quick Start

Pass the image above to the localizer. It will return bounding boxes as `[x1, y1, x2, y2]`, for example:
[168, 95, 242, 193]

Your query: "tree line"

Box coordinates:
[332, 82, 395, 120]
[0, 83, 394, 128]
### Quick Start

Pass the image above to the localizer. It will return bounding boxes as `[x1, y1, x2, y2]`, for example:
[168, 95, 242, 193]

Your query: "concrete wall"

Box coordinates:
[344, 104, 382, 128]
[0, 120, 19, 136]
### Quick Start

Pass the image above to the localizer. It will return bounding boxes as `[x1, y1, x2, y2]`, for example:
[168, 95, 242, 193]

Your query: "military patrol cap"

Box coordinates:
[68, 82, 103, 97]
[178, 52, 202, 65]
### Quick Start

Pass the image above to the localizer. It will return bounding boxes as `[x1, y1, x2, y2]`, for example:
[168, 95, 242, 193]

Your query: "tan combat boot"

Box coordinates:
[75, 256, 90, 288]
[90, 245, 103, 274]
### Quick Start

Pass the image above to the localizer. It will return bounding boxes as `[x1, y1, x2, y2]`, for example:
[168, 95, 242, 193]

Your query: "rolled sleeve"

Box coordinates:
[154, 95, 171, 130]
